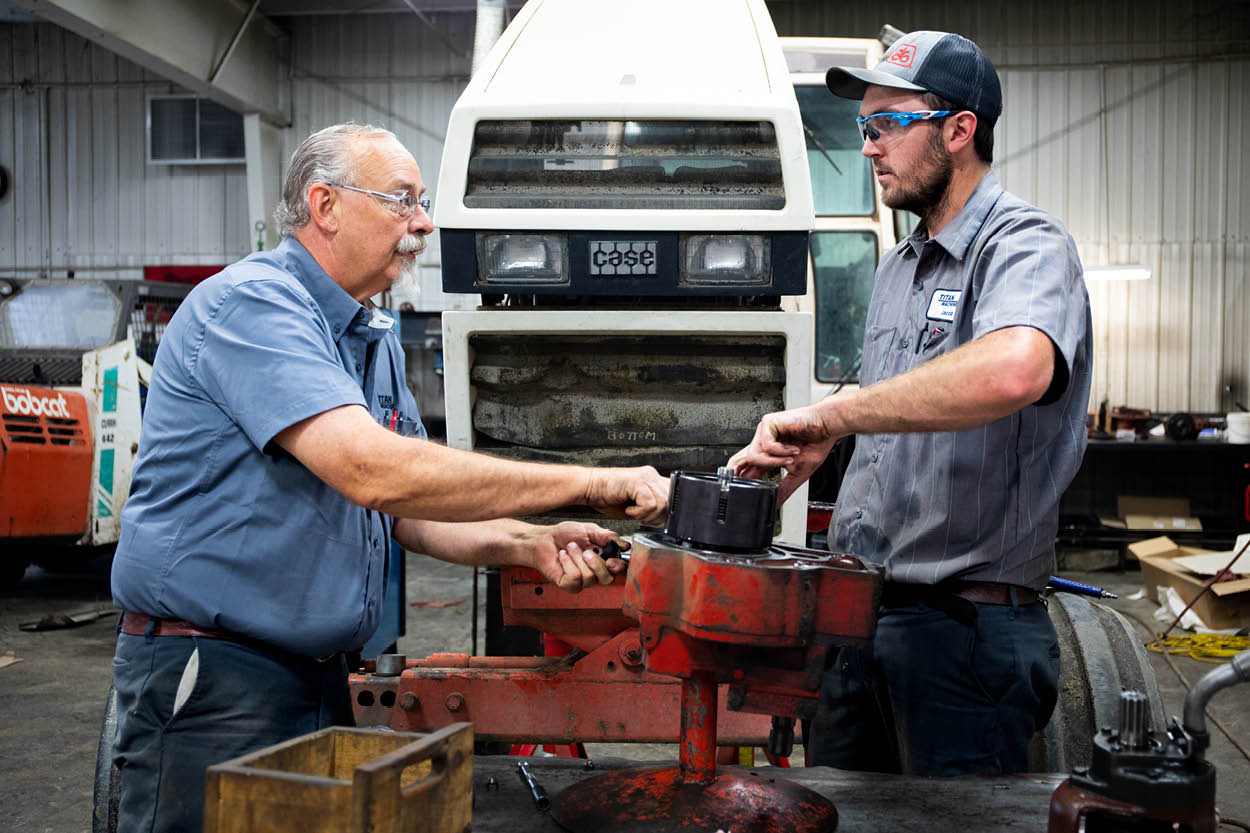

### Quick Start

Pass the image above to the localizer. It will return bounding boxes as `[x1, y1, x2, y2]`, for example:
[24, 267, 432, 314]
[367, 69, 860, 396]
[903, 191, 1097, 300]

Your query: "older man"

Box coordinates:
[109, 123, 669, 832]
[731, 32, 1092, 775]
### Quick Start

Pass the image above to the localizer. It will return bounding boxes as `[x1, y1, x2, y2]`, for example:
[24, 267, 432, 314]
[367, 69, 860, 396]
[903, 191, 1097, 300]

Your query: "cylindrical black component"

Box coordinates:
[665, 468, 778, 552]
[769, 716, 796, 759]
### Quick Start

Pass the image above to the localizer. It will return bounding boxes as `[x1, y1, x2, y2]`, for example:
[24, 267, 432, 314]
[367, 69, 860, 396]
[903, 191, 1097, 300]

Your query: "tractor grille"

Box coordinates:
[1, 412, 87, 446]
[465, 120, 785, 210]
[466, 333, 785, 469]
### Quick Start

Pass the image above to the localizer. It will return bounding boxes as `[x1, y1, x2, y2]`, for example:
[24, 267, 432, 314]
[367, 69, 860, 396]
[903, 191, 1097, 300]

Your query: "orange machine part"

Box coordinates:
[0, 384, 93, 537]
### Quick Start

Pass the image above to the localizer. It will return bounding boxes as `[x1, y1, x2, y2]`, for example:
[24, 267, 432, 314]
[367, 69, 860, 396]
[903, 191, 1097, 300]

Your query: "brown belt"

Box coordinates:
[881, 581, 1040, 609]
[949, 581, 1040, 606]
[119, 612, 340, 663]
[121, 612, 234, 640]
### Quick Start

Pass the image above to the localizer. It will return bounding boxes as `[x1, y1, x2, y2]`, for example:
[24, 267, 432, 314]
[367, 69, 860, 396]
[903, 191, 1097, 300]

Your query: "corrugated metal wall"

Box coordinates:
[280, 12, 476, 312]
[0, 23, 251, 280]
[767, 0, 1250, 412]
[2, 3, 1247, 412]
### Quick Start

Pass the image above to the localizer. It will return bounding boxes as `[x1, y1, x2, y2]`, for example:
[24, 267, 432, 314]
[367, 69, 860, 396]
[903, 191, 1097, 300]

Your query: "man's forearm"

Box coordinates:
[393, 517, 531, 566]
[370, 437, 596, 520]
[819, 326, 1054, 438]
[274, 404, 641, 521]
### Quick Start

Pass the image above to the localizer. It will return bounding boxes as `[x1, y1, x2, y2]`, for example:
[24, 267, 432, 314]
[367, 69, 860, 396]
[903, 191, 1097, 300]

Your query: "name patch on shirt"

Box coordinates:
[926, 289, 961, 322]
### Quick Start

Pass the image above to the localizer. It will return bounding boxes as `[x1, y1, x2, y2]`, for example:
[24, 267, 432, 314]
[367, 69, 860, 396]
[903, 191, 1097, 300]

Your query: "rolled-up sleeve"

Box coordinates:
[188, 279, 367, 450]
[970, 210, 1088, 403]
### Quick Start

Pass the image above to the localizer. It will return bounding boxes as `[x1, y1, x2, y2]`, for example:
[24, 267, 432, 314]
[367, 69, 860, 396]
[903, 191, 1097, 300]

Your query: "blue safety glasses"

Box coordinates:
[855, 110, 952, 145]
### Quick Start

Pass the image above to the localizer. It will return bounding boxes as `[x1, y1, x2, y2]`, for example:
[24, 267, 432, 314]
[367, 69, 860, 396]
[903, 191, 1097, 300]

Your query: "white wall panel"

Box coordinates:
[768, 0, 1250, 414]
[0, 23, 251, 281]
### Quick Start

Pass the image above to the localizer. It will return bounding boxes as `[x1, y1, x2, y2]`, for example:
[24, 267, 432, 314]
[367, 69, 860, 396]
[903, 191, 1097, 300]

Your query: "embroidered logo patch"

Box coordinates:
[887, 44, 916, 68]
[926, 289, 961, 322]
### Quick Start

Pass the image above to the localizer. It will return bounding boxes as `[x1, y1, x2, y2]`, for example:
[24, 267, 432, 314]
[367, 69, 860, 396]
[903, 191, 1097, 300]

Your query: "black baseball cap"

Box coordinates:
[826, 31, 1002, 125]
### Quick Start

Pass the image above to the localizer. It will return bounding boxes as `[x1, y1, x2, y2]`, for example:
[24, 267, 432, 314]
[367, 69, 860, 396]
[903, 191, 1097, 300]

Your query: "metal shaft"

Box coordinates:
[1118, 690, 1149, 749]
[516, 760, 550, 810]
[678, 670, 718, 785]
[1183, 648, 1250, 750]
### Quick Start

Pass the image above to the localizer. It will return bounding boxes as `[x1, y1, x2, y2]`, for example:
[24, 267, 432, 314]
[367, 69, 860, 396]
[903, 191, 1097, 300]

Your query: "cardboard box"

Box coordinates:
[1130, 536, 1250, 630]
[1100, 496, 1202, 533]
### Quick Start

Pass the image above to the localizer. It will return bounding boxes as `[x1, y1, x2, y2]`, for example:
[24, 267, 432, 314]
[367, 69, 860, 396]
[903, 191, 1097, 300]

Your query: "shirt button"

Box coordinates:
[871, 452, 879, 463]
[899, 338, 910, 349]
[855, 509, 863, 519]
[356, 362, 362, 373]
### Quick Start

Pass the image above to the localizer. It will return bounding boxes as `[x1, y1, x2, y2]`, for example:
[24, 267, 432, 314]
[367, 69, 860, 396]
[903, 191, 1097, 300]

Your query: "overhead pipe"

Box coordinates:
[471, 0, 507, 75]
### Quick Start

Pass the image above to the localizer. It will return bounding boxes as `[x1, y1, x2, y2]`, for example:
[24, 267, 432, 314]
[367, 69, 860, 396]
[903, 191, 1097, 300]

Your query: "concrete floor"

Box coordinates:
[1, 554, 1248, 831]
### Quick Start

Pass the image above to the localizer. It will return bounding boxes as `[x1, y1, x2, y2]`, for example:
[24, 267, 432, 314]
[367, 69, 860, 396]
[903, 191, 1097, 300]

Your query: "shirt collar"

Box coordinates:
[901, 171, 1004, 261]
[275, 237, 369, 340]
[930, 171, 1003, 261]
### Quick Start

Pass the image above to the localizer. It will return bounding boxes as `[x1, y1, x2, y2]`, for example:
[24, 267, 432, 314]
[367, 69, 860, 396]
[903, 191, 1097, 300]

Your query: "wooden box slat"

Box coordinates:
[204, 723, 472, 833]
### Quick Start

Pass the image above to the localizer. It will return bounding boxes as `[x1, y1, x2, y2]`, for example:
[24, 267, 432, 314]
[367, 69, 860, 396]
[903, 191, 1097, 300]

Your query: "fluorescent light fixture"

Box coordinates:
[1083, 264, 1152, 281]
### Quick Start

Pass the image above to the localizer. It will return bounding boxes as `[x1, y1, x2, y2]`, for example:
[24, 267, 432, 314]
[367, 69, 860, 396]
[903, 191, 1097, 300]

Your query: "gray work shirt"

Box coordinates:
[111, 237, 424, 658]
[830, 172, 1092, 591]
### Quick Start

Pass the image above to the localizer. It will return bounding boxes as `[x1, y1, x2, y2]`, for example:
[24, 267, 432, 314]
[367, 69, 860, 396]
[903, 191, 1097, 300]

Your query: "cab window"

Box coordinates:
[794, 85, 874, 217]
[812, 231, 878, 383]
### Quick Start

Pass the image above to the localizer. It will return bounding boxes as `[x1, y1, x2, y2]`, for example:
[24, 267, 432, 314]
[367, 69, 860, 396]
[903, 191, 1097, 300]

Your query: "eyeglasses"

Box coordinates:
[329, 183, 431, 218]
[855, 110, 952, 146]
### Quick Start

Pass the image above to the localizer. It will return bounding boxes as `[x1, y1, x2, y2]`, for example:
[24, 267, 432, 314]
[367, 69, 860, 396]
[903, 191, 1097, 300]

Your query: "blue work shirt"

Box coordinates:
[111, 237, 425, 658]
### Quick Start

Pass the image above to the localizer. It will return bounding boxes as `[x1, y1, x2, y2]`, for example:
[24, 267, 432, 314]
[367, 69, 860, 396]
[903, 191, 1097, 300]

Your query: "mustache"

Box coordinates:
[397, 233, 427, 256]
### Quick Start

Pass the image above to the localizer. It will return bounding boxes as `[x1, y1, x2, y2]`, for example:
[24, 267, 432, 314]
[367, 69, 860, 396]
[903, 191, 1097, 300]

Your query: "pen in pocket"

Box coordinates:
[917, 325, 947, 353]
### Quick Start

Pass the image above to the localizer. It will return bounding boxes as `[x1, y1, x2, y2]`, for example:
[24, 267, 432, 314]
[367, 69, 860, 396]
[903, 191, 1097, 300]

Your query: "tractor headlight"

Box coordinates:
[476, 233, 569, 285]
[680, 234, 771, 286]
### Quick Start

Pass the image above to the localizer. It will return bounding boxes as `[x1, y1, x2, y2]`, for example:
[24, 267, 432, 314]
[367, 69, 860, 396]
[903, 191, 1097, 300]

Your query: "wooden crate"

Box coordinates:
[203, 723, 472, 833]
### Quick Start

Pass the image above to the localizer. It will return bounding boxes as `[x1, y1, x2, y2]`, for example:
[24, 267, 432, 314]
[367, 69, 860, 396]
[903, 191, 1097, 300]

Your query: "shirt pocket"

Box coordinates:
[861, 325, 898, 384]
[918, 326, 952, 358]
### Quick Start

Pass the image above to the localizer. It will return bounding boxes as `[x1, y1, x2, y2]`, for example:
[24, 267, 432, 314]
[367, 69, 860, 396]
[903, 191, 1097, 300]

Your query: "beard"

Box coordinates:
[878, 129, 954, 217]
[396, 233, 427, 286]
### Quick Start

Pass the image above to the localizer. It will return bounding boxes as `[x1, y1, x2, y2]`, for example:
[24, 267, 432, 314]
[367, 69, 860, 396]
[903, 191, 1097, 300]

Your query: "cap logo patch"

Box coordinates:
[887, 44, 916, 68]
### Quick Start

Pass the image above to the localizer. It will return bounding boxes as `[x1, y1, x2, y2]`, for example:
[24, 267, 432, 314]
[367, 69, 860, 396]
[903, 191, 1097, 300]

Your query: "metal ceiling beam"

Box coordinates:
[11, 0, 289, 125]
[259, 0, 483, 14]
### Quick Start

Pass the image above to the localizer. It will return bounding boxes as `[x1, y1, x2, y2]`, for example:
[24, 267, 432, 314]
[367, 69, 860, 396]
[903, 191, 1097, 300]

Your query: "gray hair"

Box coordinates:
[273, 122, 399, 238]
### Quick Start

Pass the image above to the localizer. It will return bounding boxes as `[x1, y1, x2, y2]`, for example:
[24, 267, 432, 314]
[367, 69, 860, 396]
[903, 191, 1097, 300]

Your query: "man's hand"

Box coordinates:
[523, 522, 629, 592]
[728, 404, 840, 503]
[584, 466, 670, 526]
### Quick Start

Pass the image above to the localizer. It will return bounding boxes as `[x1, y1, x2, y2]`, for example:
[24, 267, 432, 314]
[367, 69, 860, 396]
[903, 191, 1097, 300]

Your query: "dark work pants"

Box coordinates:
[806, 597, 1060, 776]
[111, 631, 354, 833]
